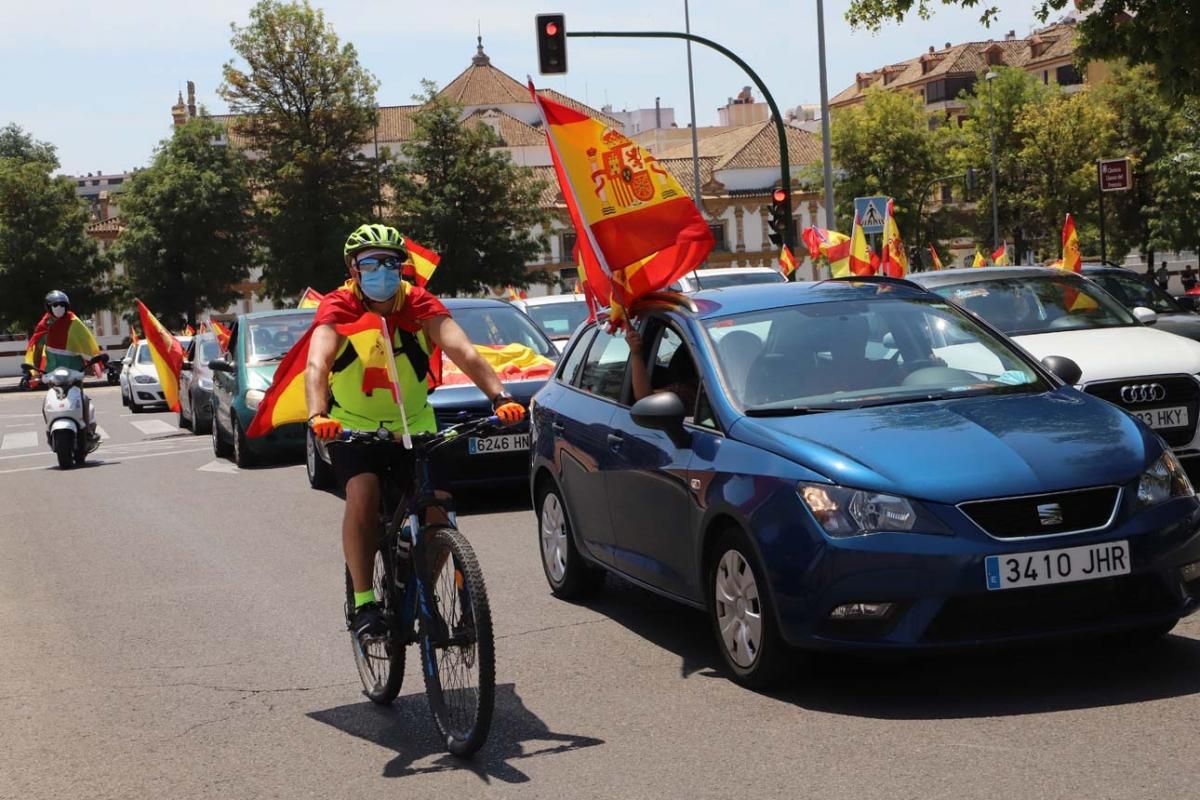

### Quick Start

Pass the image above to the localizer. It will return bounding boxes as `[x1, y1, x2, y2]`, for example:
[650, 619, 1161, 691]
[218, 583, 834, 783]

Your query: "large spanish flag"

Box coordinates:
[135, 300, 185, 412]
[439, 344, 556, 386]
[1061, 213, 1081, 273]
[881, 199, 909, 278]
[532, 81, 712, 325]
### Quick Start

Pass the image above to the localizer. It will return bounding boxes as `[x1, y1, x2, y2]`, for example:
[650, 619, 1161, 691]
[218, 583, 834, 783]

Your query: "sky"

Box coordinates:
[0, 0, 1057, 177]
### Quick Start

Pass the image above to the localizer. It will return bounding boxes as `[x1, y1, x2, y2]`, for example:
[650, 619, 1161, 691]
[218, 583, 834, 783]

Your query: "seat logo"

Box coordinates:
[1120, 383, 1166, 404]
[1037, 503, 1064, 526]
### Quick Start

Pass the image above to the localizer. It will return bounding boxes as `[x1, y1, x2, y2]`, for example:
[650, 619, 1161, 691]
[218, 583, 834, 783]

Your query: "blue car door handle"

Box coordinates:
[551, 421, 565, 433]
[606, 432, 624, 449]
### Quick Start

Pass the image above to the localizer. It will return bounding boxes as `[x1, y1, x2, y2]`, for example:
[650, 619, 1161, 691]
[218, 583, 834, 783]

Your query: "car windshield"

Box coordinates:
[136, 343, 153, 364]
[691, 271, 786, 290]
[706, 296, 1049, 414]
[1087, 271, 1184, 314]
[198, 338, 221, 363]
[933, 274, 1135, 335]
[451, 306, 555, 357]
[247, 314, 314, 362]
[524, 300, 590, 339]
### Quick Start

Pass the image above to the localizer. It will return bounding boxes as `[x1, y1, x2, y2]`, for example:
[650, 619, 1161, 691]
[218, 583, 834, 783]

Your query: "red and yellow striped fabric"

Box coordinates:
[298, 288, 324, 309]
[778, 245, 797, 278]
[135, 300, 185, 412]
[210, 320, 231, 352]
[1061, 213, 1082, 273]
[847, 213, 875, 277]
[404, 239, 440, 288]
[439, 344, 556, 386]
[532, 81, 712, 326]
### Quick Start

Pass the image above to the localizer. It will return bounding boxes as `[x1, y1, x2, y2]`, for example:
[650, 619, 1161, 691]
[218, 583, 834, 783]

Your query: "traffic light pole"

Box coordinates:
[567, 30, 795, 252]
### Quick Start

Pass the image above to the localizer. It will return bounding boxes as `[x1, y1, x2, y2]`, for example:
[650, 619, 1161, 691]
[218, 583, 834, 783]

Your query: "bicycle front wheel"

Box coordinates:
[419, 525, 495, 757]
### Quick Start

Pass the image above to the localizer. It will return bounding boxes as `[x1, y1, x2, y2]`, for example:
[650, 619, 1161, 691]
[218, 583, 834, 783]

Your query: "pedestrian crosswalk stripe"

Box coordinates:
[197, 459, 239, 474]
[130, 419, 176, 436]
[0, 431, 38, 451]
[95, 426, 109, 441]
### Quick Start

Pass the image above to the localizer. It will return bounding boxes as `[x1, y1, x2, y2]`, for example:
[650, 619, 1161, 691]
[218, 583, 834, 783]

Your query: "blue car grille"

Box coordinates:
[924, 574, 1177, 642]
[1084, 376, 1200, 447]
[959, 486, 1120, 539]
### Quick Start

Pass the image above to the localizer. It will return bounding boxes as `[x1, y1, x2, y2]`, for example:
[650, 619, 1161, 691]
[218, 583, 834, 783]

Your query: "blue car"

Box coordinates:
[529, 279, 1200, 687]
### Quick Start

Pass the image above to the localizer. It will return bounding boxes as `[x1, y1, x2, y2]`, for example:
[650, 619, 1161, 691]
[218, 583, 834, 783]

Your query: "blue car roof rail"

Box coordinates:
[825, 275, 927, 292]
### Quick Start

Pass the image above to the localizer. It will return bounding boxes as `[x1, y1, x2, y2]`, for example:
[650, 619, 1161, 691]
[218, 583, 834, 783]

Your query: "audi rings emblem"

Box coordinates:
[1120, 383, 1167, 404]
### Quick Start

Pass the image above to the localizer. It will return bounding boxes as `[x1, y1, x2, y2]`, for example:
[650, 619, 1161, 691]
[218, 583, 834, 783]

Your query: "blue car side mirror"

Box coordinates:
[631, 392, 690, 446]
[1041, 355, 1082, 386]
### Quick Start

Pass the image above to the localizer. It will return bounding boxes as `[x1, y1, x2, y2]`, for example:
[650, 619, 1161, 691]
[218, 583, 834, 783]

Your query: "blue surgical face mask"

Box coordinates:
[359, 267, 400, 302]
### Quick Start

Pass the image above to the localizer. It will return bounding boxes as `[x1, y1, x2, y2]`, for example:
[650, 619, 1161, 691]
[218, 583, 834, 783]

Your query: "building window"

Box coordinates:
[108, 177, 123, 185]
[1056, 64, 1083, 86]
[708, 224, 728, 253]
[926, 80, 946, 103]
[560, 232, 577, 263]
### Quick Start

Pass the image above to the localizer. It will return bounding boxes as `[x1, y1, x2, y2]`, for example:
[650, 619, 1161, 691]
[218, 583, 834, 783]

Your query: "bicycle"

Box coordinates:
[335, 416, 499, 757]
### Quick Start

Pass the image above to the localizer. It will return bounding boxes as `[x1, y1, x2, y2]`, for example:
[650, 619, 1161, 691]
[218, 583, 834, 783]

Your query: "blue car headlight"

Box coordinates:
[1137, 451, 1194, 508]
[798, 482, 950, 537]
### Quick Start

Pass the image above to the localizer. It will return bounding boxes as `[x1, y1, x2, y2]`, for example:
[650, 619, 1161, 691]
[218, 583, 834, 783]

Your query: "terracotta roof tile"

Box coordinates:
[657, 125, 762, 161]
[655, 156, 718, 199]
[376, 105, 419, 142]
[461, 109, 545, 146]
[438, 61, 530, 106]
[86, 216, 123, 234]
[719, 123, 823, 171]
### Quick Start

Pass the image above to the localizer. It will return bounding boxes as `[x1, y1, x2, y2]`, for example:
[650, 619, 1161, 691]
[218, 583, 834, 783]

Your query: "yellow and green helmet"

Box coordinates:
[343, 223, 407, 263]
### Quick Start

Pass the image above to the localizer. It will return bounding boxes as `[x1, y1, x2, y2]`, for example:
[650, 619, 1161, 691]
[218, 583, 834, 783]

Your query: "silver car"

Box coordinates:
[179, 333, 219, 434]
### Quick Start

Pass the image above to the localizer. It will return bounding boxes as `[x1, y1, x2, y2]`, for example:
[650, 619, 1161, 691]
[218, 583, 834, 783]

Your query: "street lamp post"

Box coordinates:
[985, 70, 999, 251]
[816, 0, 836, 233]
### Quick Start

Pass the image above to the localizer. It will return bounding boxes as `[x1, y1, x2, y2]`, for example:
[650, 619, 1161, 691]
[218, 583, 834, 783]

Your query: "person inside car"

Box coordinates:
[627, 327, 699, 411]
[304, 224, 526, 645]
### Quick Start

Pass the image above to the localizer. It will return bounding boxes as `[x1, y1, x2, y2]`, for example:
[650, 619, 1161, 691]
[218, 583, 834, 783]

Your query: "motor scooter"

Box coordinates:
[20, 353, 108, 469]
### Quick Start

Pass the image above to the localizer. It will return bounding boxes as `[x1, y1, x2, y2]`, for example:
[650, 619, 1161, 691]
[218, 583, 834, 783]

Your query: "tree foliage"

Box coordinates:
[219, 0, 379, 301]
[0, 125, 109, 334]
[845, 1, 1200, 101]
[114, 116, 257, 330]
[830, 89, 941, 239]
[388, 84, 550, 297]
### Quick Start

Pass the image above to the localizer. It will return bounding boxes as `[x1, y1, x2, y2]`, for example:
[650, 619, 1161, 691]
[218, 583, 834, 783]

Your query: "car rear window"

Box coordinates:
[577, 329, 630, 402]
[525, 300, 590, 338]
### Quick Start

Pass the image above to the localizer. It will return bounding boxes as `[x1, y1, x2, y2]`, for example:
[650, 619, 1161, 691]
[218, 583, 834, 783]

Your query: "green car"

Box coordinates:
[209, 308, 315, 467]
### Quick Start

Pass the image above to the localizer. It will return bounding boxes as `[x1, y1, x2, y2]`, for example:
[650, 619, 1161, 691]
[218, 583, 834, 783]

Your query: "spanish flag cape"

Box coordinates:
[532, 80, 712, 327]
[23, 311, 100, 367]
[136, 300, 186, 411]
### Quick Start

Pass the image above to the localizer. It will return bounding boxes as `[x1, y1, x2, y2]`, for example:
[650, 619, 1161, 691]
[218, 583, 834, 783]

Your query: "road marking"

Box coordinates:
[95, 426, 109, 441]
[0, 445, 210, 475]
[130, 419, 177, 436]
[0, 432, 38, 450]
[197, 459, 239, 474]
[0, 435, 197, 461]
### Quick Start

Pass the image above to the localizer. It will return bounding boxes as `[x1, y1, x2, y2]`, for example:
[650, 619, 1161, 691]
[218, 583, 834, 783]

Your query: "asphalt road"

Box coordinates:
[4, 385, 1200, 799]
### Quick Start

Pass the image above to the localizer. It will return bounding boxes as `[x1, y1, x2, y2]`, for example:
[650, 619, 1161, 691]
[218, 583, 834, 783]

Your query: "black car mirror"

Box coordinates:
[631, 391, 690, 445]
[1041, 355, 1082, 386]
[180, 360, 193, 371]
[208, 358, 235, 373]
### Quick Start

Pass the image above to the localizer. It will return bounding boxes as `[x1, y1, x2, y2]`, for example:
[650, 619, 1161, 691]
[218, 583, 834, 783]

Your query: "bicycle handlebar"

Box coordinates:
[336, 414, 506, 453]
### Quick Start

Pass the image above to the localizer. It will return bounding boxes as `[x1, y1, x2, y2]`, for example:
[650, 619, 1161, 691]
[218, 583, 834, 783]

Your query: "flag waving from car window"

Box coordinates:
[532, 80, 713, 326]
[135, 300, 185, 412]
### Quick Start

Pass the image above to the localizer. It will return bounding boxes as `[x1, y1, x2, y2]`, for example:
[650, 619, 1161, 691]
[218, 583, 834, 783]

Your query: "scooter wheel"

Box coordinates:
[52, 429, 75, 469]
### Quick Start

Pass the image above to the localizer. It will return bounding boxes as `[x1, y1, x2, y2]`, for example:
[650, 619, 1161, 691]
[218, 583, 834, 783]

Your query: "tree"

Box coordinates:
[948, 68, 1054, 260]
[1012, 90, 1114, 258]
[0, 126, 110, 334]
[219, 0, 379, 301]
[1150, 99, 1200, 256]
[114, 116, 256, 330]
[388, 84, 551, 296]
[845, 1, 1200, 101]
[830, 88, 941, 242]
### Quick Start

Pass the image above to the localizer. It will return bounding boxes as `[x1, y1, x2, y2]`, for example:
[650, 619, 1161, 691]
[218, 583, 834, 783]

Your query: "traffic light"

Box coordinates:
[536, 14, 567, 75]
[767, 187, 789, 247]
[965, 167, 978, 196]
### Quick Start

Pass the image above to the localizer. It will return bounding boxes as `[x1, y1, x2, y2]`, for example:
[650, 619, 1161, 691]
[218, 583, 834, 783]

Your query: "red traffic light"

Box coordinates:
[772, 188, 787, 203]
[545, 22, 559, 36]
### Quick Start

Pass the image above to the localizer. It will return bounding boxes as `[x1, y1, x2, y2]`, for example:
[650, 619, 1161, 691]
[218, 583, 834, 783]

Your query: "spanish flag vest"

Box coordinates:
[327, 285, 438, 435]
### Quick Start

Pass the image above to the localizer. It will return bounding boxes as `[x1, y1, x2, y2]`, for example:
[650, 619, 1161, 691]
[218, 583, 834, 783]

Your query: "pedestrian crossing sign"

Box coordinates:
[854, 196, 889, 235]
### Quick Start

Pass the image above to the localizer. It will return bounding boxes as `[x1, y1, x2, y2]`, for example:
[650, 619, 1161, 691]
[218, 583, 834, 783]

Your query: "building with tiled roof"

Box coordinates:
[830, 20, 1108, 117]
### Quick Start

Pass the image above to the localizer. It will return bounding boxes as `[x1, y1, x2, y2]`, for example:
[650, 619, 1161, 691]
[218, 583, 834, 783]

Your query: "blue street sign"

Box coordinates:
[854, 196, 889, 235]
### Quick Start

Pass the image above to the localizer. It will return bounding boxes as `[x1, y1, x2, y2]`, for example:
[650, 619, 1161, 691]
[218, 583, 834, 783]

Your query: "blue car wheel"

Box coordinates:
[708, 528, 789, 688]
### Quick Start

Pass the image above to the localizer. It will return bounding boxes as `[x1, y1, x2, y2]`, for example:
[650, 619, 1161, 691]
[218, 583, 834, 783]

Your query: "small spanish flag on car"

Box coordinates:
[297, 287, 324, 309]
[778, 244, 797, 278]
[135, 299, 185, 412]
[404, 239, 440, 288]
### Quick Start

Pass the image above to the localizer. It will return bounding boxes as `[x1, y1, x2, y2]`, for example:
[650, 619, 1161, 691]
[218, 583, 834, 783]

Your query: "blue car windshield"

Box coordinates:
[248, 313, 315, 362]
[705, 296, 1049, 414]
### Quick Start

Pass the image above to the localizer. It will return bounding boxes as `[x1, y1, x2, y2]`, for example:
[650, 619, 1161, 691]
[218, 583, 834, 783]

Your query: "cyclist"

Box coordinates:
[305, 224, 525, 645]
[24, 290, 103, 441]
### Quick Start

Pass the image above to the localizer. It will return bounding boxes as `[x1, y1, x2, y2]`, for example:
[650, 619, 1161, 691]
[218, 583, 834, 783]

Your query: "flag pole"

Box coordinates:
[378, 317, 412, 450]
[684, 0, 704, 289]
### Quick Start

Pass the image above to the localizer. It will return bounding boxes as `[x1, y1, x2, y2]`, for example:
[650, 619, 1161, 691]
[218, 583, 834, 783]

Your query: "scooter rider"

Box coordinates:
[24, 290, 103, 443]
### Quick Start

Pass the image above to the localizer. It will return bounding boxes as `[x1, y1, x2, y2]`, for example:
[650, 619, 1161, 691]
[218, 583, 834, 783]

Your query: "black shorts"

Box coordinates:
[328, 440, 416, 491]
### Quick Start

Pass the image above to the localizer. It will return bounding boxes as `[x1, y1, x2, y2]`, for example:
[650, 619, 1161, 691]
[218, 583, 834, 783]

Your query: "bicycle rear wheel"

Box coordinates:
[419, 525, 495, 757]
[345, 542, 405, 704]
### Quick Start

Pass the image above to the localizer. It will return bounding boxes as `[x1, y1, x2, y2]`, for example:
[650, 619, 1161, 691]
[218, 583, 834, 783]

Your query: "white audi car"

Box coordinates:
[911, 266, 1200, 483]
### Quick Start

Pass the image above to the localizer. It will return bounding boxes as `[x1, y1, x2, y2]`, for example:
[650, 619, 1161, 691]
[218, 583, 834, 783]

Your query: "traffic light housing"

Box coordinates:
[767, 188, 789, 247]
[536, 14, 567, 75]
[965, 167, 978, 196]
